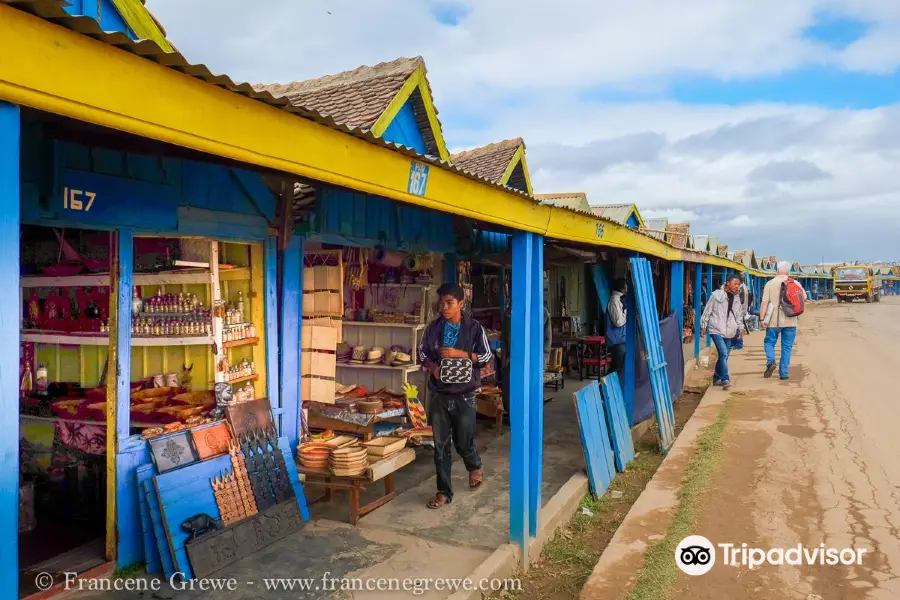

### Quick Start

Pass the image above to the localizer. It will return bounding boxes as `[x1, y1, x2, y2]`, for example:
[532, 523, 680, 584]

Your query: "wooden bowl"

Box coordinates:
[357, 399, 383, 413]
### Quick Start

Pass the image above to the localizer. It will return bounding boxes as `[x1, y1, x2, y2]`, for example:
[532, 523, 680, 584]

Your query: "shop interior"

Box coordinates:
[17, 225, 267, 596]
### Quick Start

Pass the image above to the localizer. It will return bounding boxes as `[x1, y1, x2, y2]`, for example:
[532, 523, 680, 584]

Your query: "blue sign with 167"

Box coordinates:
[407, 162, 429, 197]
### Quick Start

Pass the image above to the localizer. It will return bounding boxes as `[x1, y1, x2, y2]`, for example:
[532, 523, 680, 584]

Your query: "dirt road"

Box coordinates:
[675, 297, 900, 600]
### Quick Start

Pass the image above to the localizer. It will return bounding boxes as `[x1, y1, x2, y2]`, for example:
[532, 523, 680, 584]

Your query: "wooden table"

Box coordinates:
[307, 411, 404, 441]
[298, 447, 416, 524]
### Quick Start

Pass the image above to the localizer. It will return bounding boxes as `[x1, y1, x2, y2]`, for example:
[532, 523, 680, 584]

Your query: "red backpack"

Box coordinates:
[780, 278, 805, 317]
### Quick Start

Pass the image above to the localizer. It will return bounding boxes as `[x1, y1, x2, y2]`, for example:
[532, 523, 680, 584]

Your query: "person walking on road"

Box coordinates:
[606, 278, 628, 381]
[759, 261, 808, 381]
[730, 274, 750, 351]
[700, 274, 744, 390]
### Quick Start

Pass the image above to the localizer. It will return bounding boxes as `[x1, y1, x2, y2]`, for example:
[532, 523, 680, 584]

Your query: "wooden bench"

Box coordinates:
[298, 447, 416, 524]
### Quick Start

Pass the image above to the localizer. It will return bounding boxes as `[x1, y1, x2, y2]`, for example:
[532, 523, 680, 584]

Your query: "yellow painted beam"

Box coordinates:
[498, 145, 534, 196]
[0, 7, 758, 274]
[371, 66, 450, 162]
[105, 244, 119, 562]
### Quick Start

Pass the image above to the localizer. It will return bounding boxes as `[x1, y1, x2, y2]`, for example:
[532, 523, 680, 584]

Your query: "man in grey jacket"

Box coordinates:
[700, 274, 743, 390]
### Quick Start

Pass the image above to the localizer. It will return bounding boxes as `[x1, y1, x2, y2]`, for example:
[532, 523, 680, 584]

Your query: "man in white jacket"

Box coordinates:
[700, 274, 743, 390]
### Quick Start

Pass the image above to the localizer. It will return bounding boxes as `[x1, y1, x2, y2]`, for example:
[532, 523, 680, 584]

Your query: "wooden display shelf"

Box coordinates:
[21, 332, 214, 346]
[336, 363, 418, 372]
[226, 374, 258, 385]
[342, 322, 425, 330]
[20, 266, 250, 288]
[223, 337, 259, 349]
[366, 283, 433, 289]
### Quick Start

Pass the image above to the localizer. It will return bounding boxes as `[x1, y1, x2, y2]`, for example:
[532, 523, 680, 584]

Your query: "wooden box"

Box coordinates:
[301, 325, 337, 352]
[303, 268, 315, 292]
[190, 421, 232, 460]
[301, 376, 336, 404]
[313, 266, 341, 291]
[362, 436, 407, 457]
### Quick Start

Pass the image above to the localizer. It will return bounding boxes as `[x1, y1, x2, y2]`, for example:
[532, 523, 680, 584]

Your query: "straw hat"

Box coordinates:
[350, 345, 367, 363]
[364, 347, 384, 364]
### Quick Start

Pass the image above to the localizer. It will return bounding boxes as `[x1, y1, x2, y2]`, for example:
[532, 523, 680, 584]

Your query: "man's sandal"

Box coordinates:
[427, 493, 450, 509]
[469, 468, 485, 489]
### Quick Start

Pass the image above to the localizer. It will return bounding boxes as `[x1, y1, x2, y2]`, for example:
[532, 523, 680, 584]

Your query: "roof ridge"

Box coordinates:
[253, 56, 423, 97]
[450, 138, 524, 161]
[534, 192, 586, 199]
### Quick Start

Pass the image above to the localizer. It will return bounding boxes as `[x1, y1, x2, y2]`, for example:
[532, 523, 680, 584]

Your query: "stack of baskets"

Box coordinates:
[357, 398, 384, 415]
[329, 445, 369, 476]
[297, 445, 331, 470]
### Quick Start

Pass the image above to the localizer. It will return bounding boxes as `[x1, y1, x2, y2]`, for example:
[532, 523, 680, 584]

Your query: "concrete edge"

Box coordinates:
[579, 367, 725, 600]
[446, 473, 590, 600]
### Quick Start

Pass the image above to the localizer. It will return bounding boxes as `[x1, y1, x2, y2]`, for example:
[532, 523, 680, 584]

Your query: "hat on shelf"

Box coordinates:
[385, 349, 399, 366]
[350, 345, 367, 364]
[336, 342, 352, 363]
[391, 352, 413, 366]
[365, 347, 384, 365]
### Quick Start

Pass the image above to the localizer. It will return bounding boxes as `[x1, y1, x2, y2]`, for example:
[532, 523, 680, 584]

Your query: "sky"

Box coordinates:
[145, 0, 900, 264]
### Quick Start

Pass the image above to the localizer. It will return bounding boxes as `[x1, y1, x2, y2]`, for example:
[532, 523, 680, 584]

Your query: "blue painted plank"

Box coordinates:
[705, 265, 713, 348]
[144, 478, 176, 578]
[280, 234, 303, 446]
[600, 374, 636, 472]
[629, 258, 675, 454]
[590, 264, 611, 323]
[509, 232, 532, 562]
[694, 264, 702, 359]
[0, 101, 20, 598]
[528, 233, 543, 537]
[382, 99, 428, 155]
[623, 274, 637, 423]
[573, 382, 616, 497]
[55, 169, 179, 229]
[264, 237, 280, 407]
[136, 464, 162, 575]
[670, 261, 684, 333]
[116, 231, 133, 444]
[277, 437, 310, 521]
[116, 438, 151, 567]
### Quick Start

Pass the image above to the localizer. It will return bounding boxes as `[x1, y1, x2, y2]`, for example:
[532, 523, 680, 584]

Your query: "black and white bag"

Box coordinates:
[439, 357, 473, 384]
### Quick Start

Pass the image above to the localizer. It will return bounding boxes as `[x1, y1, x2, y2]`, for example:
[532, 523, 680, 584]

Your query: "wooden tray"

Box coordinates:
[362, 436, 407, 457]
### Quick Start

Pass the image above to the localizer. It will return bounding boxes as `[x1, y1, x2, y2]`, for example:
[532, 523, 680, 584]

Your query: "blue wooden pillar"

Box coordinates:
[0, 102, 20, 597]
[265, 237, 281, 403]
[693, 263, 702, 359]
[705, 265, 713, 347]
[670, 261, 684, 333]
[444, 253, 458, 285]
[280, 234, 303, 448]
[528, 234, 543, 538]
[509, 231, 533, 568]
[623, 258, 638, 423]
[115, 231, 134, 446]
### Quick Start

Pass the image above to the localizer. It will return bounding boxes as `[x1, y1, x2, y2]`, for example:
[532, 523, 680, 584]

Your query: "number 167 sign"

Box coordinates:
[407, 162, 430, 197]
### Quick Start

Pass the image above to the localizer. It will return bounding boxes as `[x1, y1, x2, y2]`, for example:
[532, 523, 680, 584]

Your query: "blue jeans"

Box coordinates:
[710, 334, 732, 384]
[764, 327, 797, 378]
[730, 335, 744, 350]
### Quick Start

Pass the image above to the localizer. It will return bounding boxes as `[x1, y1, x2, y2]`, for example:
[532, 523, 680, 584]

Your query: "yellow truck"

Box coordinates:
[834, 265, 881, 303]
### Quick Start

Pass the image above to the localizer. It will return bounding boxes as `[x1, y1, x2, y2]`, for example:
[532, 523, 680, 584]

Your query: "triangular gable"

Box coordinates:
[666, 223, 690, 248]
[61, 0, 173, 51]
[708, 236, 719, 255]
[535, 192, 591, 212]
[254, 57, 449, 161]
[718, 244, 729, 257]
[451, 139, 533, 195]
[591, 204, 645, 229]
[791, 262, 802, 273]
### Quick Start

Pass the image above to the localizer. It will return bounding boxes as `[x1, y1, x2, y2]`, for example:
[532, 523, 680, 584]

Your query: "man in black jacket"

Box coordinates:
[418, 283, 492, 509]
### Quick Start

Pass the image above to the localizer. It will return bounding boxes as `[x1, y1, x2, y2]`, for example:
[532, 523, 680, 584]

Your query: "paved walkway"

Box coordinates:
[585, 299, 900, 600]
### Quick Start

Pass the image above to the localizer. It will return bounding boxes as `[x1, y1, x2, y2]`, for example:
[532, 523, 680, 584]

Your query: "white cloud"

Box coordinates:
[642, 208, 701, 222]
[143, 0, 900, 262]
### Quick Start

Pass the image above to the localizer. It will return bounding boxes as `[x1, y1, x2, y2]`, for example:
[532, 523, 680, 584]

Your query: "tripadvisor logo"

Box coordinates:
[675, 536, 868, 575]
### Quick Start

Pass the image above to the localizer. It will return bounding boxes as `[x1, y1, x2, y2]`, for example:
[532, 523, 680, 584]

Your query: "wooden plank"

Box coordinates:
[144, 478, 175, 577]
[572, 381, 616, 497]
[600, 373, 636, 472]
[210, 241, 224, 384]
[249, 242, 267, 398]
[528, 233, 543, 537]
[136, 464, 162, 575]
[280, 234, 303, 446]
[366, 447, 416, 481]
[105, 231, 120, 561]
[264, 237, 280, 407]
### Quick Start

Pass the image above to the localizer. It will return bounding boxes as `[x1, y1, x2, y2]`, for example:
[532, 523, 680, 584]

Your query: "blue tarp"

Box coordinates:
[631, 312, 684, 425]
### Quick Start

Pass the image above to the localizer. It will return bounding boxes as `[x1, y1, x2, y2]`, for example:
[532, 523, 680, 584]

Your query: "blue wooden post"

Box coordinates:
[670, 261, 684, 333]
[0, 101, 20, 598]
[623, 261, 637, 423]
[509, 231, 533, 568]
[693, 264, 702, 359]
[280, 234, 303, 448]
[528, 234, 543, 538]
[265, 237, 280, 404]
[116, 230, 134, 445]
[705, 265, 712, 347]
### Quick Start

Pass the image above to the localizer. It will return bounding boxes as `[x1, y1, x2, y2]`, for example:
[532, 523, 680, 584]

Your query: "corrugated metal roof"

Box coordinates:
[692, 235, 709, 252]
[3, 0, 536, 202]
[642, 218, 668, 241]
[591, 203, 641, 226]
[535, 192, 592, 212]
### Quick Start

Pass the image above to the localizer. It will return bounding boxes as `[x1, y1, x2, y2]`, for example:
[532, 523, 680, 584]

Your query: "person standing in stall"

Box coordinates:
[419, 283, 492, 509]
[606, 278, 628, 381]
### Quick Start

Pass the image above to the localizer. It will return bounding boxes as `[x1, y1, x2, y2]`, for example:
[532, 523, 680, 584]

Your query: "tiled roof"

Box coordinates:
[253, 56, 444, 157]
[451, 138, 524, 186]
[733, 250, 748, 264]
[535, 192, 591, 212]
[591, 204, 638, 226]
[717, 244, 728, 257]
[642, 218, 669, 241]
[667, 223, 690, 248]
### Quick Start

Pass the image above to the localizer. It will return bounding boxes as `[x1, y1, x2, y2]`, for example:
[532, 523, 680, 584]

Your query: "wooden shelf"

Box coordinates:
[21, 266, 250, 288]
[365, 283, 433, 288]
[342, 322, 425, 330]
[21, 332, 214, 347]
[226, 374, 259, 385]
[336, 363, 419, 373]
[223, 337, 259, 349]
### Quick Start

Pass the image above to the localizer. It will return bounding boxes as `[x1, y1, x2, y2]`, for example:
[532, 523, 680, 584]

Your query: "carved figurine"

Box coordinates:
[26, 291, 41, 330]
[35, 364, 50, 396]
[181, 513, 220, 542]
[132, 287, 143, 317]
